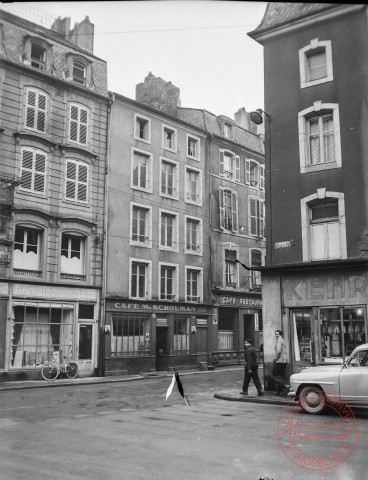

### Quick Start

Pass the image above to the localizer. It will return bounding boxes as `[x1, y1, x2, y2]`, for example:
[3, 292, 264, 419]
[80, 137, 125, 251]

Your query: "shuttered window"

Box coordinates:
[25, 88, 47, 133]
[249, 198, 265, 238]
[219, 187, 238, 232]
[65, 160, 88, 203]
[20, 148, 46, 194]
[69, 104, 89, 145]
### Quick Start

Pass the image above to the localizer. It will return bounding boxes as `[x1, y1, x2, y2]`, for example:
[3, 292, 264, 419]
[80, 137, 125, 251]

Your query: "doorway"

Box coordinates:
[291, 309, 313, 372]
[156, 326, 169, 371]
[78, 323, 94, 373]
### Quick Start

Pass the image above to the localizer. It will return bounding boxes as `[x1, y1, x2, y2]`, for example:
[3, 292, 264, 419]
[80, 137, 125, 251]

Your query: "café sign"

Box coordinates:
[220, 296, 262, 307]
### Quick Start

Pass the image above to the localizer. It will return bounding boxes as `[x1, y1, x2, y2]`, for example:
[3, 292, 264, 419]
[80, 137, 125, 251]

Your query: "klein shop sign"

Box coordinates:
[275, 241, 291, 249]
[13, 284, 99, 302]
[220, 296, 262, 307]
[111, 301, 211, 314]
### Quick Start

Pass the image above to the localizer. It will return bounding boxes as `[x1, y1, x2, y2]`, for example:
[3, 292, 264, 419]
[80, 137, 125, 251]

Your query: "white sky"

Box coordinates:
[5, 1, 267, 119]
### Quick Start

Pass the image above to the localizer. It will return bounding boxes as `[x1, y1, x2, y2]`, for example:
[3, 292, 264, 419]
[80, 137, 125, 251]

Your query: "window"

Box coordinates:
[11, 303, 74, 368]
[61, 234, 85, 278]
[23, 38, 50, 71]
[185, 167, 202, 204]
[224, 123, 231, 139]
[301, 191, 347, 262]
[174, 316, 189, 353]
[13, 226, 42, 272]
[25, 88, 47, 133]
[186, 267, 202, 302]
[250, 249, 263, 290]
[219, 150, 240, 181]
[131, 204, 151, 247]
[160, 158, 178, 198]
[218, 316, 234, 350]
[65, 160, 88, 203]
[160, 211, 178, 251]
[69, 104, 89, 145]
[225, 249, 238, 288]
[130, 260, 151, 299]
[159, 263, 177, 300]
[134, 114, 151, 143]
[245, 160, 260, 187]
[131, 149, 152, 192]
[30, 43, 46, 70]
[259, 165, 265, 191]
[185, 216, 202, 255]
[110, 313, 150, 356]
[299, 39, 333, 88]
[187, 134, 200, 160]
[72, 60, 86, 85]
[249, 198, 264, 238]
[299, 103, 341, 173]
[220, 187, 238, 232]
[20, 148, 46, 195]
[162, 125, 177, 152]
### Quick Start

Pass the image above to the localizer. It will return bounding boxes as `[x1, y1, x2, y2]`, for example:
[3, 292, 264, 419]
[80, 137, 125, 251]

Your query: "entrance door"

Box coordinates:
[291, 309, 313, 373]
[156, 326, 169, 371]
[77, 323, 94, 373]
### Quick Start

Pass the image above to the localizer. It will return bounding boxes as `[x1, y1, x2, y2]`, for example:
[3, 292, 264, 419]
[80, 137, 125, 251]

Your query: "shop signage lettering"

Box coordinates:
[113, 302, 202, 312]
[13, 284, 98, 301]
[275, 241, 291, 249]
[286, 274, 368, 302]
[221, 296, 262, 307]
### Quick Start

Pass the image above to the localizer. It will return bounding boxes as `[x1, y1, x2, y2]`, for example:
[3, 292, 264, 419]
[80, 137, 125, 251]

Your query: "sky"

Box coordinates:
[2, 1, 267, 119]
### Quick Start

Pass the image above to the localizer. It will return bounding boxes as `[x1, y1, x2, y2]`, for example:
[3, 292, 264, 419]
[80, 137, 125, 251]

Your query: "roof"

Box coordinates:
[248, 2, 346, 38]
[177, 107, 264, 155]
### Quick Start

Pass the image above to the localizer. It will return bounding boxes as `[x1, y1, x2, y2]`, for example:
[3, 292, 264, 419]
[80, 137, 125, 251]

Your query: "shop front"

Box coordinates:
[1, 283, 100, 381]
[104, 299, 214, 375]
[212, 293, 263, 366]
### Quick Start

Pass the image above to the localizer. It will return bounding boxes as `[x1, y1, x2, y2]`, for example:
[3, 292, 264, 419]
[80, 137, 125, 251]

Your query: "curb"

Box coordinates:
[214, 392, 297, 407]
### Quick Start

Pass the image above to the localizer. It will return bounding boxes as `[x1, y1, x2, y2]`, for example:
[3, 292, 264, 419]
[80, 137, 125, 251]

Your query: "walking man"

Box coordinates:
[241, 338, 263, 396]
[272, 329, 290, 396]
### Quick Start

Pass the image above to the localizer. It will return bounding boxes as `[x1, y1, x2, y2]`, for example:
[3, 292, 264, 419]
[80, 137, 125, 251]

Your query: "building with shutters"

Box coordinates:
[0, 8, 109, 380]
[249, 3, 368, 390]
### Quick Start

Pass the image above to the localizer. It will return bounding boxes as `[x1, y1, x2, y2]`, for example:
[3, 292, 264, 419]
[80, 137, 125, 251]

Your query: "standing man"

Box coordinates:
[272, 329, 289, 396]
[240, 339, 263, 396]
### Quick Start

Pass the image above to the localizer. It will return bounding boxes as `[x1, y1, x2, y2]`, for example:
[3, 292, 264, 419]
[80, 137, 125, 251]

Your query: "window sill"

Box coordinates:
[60, 273, 86, 281]
[301, 162, 339, 174]
[13, 268, 42, 278]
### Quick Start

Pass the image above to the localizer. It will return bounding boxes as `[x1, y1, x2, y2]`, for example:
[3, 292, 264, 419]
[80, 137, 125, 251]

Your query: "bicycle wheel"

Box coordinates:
[65, 361, 78, 379]
[41, 363, 59, 381]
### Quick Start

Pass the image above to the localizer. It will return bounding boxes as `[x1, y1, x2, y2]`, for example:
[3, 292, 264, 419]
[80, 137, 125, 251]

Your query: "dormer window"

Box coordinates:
[30, 43, 46, 70]
[224, 123, 232, 139]
[23, 37, 51, 72]
[73, 61, 86, 85]
[66, 55, 92, 88]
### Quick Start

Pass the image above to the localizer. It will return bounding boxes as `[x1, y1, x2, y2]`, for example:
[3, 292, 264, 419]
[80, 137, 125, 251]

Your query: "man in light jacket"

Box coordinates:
[272, 330, 289, 396]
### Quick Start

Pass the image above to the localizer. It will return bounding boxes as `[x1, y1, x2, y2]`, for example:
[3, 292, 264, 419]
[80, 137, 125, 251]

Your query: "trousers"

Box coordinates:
[243, 367, 263, 393]
[272, 362, 287, 392]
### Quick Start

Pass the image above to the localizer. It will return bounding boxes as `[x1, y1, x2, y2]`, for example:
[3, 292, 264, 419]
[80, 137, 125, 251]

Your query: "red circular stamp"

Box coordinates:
[277, 391, 357, 471]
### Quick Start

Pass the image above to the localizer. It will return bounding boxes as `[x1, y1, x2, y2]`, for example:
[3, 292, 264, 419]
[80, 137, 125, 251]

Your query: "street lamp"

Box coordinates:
[250, 108, 272, 263]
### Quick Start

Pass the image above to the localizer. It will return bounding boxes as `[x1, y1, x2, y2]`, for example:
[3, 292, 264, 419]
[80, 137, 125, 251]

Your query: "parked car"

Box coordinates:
[288, 343, 368, 414]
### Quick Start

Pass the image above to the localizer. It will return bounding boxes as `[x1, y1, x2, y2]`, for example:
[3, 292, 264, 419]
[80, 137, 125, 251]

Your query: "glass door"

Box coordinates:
[291, 309, 313, 372]
[78, 323, 94, 372]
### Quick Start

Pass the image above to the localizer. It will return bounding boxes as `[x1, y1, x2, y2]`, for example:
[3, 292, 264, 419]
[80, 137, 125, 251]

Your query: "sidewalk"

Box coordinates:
[0, 365, 294, 406]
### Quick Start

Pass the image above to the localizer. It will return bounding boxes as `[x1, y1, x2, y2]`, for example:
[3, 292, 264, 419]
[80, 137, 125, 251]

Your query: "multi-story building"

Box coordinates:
[0, 8, 109, 379]
[104, 73, 265, 374]
[249, 3, 368, 389]
[178, 106, 265, 365]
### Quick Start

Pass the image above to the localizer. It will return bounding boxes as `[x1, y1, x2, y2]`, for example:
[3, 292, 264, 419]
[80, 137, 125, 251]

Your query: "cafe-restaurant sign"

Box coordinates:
[219, 295, 262, 307]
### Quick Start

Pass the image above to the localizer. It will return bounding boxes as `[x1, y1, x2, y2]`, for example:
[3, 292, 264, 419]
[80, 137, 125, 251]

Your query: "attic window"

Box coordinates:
[224, 123, 232, 139]
[30, 43, 46, 70]
[23, 37, 51, 71]
[73, 61, 86, 85]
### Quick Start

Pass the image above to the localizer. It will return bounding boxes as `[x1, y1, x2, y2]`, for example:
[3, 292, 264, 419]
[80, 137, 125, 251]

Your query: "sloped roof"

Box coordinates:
[249, 2, 344, 38]
[177, 107, 264, 154]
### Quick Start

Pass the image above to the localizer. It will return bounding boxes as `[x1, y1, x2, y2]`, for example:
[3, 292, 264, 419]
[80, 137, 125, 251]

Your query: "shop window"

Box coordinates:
[110, 313, 150, 356]
[160, 263, 177, 301]
[134, 114, 151, 143]
[131, 149, 152, 192]
[13, 226, 42, 274]
[219, 150, 240, 181]
[320, 307, 366, 362]
[19, 147, 46, 195]
[174, 316, 189, 353]
[160, 158, 178, 198]
[185, 167, 202, 204]
[60, 233, 85, 278]
[65, 159, 88, 203]
[69, 104, 89, 146]
[220, 187, 238, 232]
[131, 203, 152, 247]
[11, 303, 74, 368]
[186, 267, 203, 302]
[24, 88, 48, 133]
[292, 310, 312, 366]
[218, 316, 234, 350]
[299, 39, 333, 88]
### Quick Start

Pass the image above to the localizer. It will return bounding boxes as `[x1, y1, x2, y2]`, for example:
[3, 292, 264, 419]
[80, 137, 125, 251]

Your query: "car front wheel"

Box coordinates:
[299, 386, 325, 415]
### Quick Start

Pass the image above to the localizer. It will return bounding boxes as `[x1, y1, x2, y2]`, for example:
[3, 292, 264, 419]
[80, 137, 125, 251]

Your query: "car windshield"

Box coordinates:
[347, 350, 368, 367]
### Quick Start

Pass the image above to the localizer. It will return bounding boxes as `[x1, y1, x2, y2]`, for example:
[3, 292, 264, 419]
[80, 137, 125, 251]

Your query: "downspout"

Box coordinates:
[99, 92, 113, 377]
[207, 132, 214, 366]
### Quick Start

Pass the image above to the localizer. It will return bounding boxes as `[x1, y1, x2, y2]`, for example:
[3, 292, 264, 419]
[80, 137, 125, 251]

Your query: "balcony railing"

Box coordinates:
[13, 269, 42, 278]
[61, 273, 86, 281]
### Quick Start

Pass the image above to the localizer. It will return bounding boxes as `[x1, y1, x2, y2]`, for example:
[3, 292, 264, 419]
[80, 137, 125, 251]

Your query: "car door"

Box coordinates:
[339, 349, 368, 404]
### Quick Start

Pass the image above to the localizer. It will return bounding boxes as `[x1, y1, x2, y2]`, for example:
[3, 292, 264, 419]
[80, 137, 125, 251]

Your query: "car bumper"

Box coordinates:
[288, 391, 296, 397]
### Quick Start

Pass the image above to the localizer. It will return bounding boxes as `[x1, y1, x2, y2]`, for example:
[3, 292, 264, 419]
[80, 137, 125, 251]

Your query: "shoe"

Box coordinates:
[240, 391, 248, 395]
[281, 386, 290, 396]
[258, 391, 264, 396]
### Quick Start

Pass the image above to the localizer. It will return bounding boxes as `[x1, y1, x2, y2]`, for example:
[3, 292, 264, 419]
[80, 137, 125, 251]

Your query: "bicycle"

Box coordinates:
[41, 354, 78, 381]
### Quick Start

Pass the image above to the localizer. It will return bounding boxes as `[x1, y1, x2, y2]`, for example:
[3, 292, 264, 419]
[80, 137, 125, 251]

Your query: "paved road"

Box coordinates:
[0, 370, 366, 480]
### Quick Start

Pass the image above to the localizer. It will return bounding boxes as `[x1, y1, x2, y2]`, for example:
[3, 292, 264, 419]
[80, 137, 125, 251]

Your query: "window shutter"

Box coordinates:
[250, 198, 257, 235]
[66, 161, 76, 199]
[26, 90, 36, 129]
[219, 150, 224, 176]
[245, 159, 250, 185]
[260, 165, 265, 190]
[260, 202, 265, 237]
[235, 156, 240, 182]
[232, 192, 238, 231]
[21, 149, 33, 190]
[79, 108, 88, 144]
[70, 106, 79, 141]
[37, 93, 47, 132]
[77, 164, 88, 201]
[219, 187, 225, 229]
[34, 153, 46, 192]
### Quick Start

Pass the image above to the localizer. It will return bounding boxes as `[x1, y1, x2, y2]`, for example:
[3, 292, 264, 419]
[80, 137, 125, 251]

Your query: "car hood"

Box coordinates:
[290, 364, 342, 380]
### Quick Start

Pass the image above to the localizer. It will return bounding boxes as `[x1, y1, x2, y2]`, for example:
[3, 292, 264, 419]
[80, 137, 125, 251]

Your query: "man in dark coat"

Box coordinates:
[241, 338, 263, 396]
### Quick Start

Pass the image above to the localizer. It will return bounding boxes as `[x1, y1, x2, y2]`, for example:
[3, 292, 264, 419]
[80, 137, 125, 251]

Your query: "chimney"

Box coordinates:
[136, 73, 181, 116]
[234, 107, 259, 135]
[68, 16, 94, 53]
[51, 16, 71, 38]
